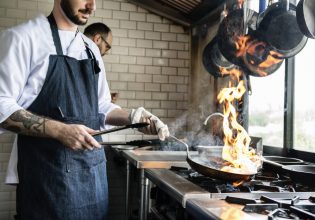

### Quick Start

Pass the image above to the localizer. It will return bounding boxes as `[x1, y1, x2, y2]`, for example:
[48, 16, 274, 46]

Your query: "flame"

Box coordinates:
[219, 67, 243, 81]
[217, 80, 261, 174]
[232, 180, 244, 187]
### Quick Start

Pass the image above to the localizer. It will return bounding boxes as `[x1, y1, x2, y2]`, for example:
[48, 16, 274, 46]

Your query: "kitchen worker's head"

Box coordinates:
[84, 23, 112, 56]
[56, 0, 96, 25]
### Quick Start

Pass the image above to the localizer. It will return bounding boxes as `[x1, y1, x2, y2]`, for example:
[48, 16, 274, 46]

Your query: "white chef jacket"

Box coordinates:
[0, 15, 120, 184]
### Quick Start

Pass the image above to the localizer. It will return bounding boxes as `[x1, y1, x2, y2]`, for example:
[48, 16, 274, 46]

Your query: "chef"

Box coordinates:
[0, 0, 169, 219]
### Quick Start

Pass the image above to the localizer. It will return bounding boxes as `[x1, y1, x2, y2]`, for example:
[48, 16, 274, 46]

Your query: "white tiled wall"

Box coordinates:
[0, 0, 191, 219]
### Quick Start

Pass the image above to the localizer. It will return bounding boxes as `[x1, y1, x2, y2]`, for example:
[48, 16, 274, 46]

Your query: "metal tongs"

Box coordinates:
[92, 122, 149, 137]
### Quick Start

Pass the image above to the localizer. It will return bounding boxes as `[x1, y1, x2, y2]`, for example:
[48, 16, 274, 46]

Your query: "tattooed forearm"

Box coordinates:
[0, 110, 50, 137]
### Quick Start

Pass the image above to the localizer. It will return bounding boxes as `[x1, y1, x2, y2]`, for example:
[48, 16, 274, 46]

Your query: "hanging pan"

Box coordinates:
[202, 36, 236, 78]
[217, 8, 258, 67]
[296, 0, 315, 39]
[257, 0, 308, 58]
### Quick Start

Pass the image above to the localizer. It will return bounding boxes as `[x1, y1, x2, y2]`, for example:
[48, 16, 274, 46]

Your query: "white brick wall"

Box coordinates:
[0, 0, 191, 218]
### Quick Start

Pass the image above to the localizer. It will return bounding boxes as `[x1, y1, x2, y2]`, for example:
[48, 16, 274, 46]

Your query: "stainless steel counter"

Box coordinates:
[121, 150, 194, 220]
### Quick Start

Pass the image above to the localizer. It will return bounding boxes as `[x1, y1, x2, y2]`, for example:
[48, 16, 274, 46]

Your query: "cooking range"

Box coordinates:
[145, 161, 315, 220]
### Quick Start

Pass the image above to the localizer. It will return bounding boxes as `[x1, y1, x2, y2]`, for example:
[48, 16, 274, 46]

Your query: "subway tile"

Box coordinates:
[103, 54, 119, 63]
[6, 9, 26, 19]
[130, 12, 145, 21]
[161, 84, 176, 92]
[113, 10, 129, 20]
[136, 57, 153, 65]
[129, 65, 145, 73]
[128, 100, 145, 108]
[145, 83, 160, 92]
[144, 31, 161, 40]
[161, 32, 176, 41]
[161, 101, 175, 109]
[127, 82, 145, 91]
[153, 41, 168, 49]
[144, 100, 160, 108]
[169, 92, 184, 101]
[152, 92, 168, 100]
[116, 91, 136, 99]
[128, 30, 145, 39]
[153, 75, 168, 83]
[137, 6, 148, 13]
[169, 42, 185, 50]
[145, 49, 161, 57]
[177, 33, 190, 42]
[162, 50, 177, 58]
[162, 67, 177, 75]
[169, 59, 185, 67]
[119, 38, 136, 47]
[178, 51, 190, 59]
[153, 58, 169, 66]
[168, 109, 183, 117]
[120, 20, 136, 29]
[111, 28, 128, 38]
[136, 39, 153, 48]
[111, 63, 128, 72]
[137, 22, 153, 31]
[146, 14, 162, 23]
[0, 0, 17, 8]
[103, 19, 119, 28]
[151, 109, 167, 117]
[111, 46, 129, 55]
[110, 81, 128, 90]
[153, 23, 169, 32]
[121, 2, 137, 12]
[119, 72, 136, 81]
[136, 74, 152, 83]
[170, 24, 185, 33]
[106, 72, 119, 81]
[178, 67, 189, 76]
[145, 66, 161, 75]
[177, 84, 188, 93]
[129, 48, 145, 56]
[135, 91, 152, 100]
[120, 55, 136, 64]
[18, 1, 37, 10]
[103, 1, 120, 10]
[95, 9, 112, 18]
[169, 75, 185, 84]
[177, 101, 188, 109]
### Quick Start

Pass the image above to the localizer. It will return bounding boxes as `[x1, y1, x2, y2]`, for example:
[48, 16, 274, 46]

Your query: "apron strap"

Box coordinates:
[47, 13, 63, 55]
[82, 39, 101, 74]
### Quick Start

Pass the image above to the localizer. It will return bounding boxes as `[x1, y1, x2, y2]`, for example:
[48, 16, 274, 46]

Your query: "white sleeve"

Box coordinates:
[0, 29, 29, 128]
[95, 50, 120, 130]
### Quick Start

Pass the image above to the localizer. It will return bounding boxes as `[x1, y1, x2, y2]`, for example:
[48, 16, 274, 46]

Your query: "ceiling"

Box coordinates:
[127, 0, 226, 27]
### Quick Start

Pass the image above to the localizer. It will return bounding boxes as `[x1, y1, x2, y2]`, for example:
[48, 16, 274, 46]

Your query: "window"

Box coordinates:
[294, 40, 315, 152]
[248, 64, 285, 147]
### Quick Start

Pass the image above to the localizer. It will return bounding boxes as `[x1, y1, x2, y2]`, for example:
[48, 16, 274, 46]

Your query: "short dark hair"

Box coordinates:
[84, 23, 111, 39]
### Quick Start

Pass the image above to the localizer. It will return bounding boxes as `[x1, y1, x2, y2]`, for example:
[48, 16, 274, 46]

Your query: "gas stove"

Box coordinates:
[145, 166, 315, 220]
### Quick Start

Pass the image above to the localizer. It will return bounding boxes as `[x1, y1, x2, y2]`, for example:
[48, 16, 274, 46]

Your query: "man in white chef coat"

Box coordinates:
[0, 0, 169, 219]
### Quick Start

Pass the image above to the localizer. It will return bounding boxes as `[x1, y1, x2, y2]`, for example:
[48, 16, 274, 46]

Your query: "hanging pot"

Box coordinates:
[242, 38, 284, 77]
[202, 36, 236, 78]
[257, 0, 308, 58]
[217, 8, 259, 67]
[296, 0, 315, 39]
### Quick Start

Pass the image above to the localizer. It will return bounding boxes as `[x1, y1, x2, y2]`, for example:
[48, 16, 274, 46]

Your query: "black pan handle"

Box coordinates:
[92, 122, 149, 137]
[99, 140, 154, 147]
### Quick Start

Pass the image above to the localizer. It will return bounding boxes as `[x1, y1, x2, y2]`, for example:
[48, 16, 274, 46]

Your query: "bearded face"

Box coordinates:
[60, 0, 93, 25]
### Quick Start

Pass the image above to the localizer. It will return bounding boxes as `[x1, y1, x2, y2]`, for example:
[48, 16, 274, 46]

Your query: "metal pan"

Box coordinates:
[282, 165, 315, 187]
[257, 0, 308, 58]
[171, 136, 256, 182]
[187, 154, 255, 181]
[297, 0, 315, 39]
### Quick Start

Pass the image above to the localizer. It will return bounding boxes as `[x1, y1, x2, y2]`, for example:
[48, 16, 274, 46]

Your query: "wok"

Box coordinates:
[282, 165, 315, 187]
[171, 136, 256, 182]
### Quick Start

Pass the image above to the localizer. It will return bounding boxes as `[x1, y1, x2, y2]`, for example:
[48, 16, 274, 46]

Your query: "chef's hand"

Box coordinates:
[56, 124, 101, 151]
[130, 107, 170, 140]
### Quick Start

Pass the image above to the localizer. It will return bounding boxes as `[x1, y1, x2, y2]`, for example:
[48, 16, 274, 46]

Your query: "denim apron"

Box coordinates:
[16, 14, 108, 220]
